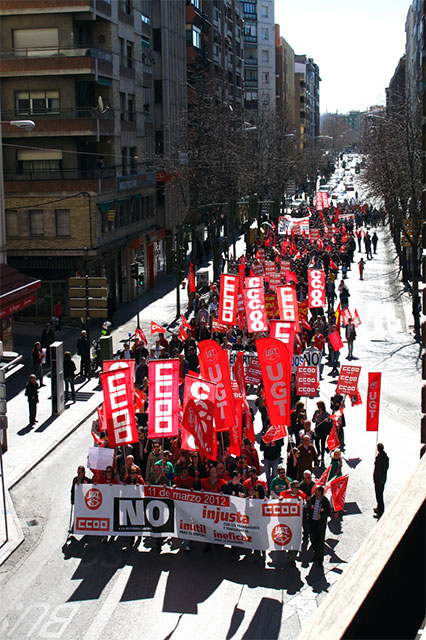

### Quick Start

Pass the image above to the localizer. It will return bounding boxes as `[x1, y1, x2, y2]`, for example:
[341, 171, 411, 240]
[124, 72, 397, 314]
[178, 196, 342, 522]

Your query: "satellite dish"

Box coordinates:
[97, 96, 104, 112]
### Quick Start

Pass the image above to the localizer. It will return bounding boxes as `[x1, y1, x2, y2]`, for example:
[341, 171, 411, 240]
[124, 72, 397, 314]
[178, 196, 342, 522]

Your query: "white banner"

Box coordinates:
[87, 447, 114, 471]
[74, 485, 302, 552]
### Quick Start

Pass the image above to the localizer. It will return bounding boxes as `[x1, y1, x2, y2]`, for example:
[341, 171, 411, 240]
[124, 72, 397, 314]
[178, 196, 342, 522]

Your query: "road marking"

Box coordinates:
[82, 565, 132, 640]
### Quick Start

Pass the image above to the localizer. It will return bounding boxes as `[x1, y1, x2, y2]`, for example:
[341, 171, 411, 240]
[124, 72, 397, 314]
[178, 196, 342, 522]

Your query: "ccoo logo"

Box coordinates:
[85, 488, 103, 510]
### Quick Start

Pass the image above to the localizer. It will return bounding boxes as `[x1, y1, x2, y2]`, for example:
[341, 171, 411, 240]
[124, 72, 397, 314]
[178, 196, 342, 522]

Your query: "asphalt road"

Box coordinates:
[0, 227, 421, 640]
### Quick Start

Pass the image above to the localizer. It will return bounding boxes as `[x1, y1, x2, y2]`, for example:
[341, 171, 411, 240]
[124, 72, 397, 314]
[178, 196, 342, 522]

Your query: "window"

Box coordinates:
[120, 92, 126, 120]
[261, 5, 268, 17]
[13, 28, 58, 56]
[191, 0, 200, 8]
[244, 24, 256, 37]
[261, 93, 269, 105]
[55, 209, 70, 236]
[121, 147, 128, 175]
[126, 42, 133, 68]
[119, 37, 125, 63]
[261, 49, 269, 63]
[6, 210, 18, 237]
[192, 26, 202, 49]
[153, 28, 162, 53]
[141, 35, 150, 49]
[243, 2, 256, 14]
[16, 90, 59, 115]
[244, 90, 257, 102]
[128, 96, 134, 121]
[141, 13, 151, 25]
[30, 210, 44, 236]
[120, 0, 131, 15]
[262, 72, 269, 84]
[154, 80, 163, 104]
[130, 147, 137, 173]
[18, 149, 62, 173]
[261, 28, 269, 40]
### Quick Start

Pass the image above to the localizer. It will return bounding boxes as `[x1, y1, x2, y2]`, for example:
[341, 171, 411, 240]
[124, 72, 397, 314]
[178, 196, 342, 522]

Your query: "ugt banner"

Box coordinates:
[308, 269, 326, 309]
[198, 340, 236, 431]
[366, 372, 381, 431]
[100, 367, 138, 448]
[148, 359, 180, 439]
[256, 338, 291, 429]
[218, 274, 239, 325]
[74, 484, 302, 552]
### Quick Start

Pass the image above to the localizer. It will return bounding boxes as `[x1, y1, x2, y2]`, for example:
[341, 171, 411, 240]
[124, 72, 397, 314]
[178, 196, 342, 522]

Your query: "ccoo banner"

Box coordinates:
[74, 484, 302, 551]
[242, 286, 269, 334]
[218, 274, 239, 325]
[276, 286, 300, 332]
[100, 367, 138, 448]
[308, 269, 326, 309]
[148, 359, 180, 439]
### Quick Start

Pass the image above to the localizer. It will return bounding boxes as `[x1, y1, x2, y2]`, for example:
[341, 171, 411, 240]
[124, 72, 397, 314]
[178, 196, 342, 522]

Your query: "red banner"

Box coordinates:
[183, 376, 217, 459]
[341, 307, 352, 325]
[188, 262, 196, 293]
[366, 372, 381, 432]
[315, 192, 324, 211]
[178, 325, 188, 342]
[326, 424, 340, 451]
[198, 340, 236, 431]
[308, 269, 326, 309]
[218, 273, 239, 325]
[256, 338, 291, 429]
[212, 318, 228, 333]
[245, 357, 262, 386]
[103, 359, 135, 383]
[262, 423, 287, 443]
[264, 261, 276, 281]
[244, 275, 263, 289]
[296, 366, 319, 397]
[269, 320, 295, 364]
[268, 272, 282, 291]
[135, 327, 148, 345]
[181, 314, 191, 329]
[148, 359, 180, 439]
[100, 367, 138, 448]
[336, 365, 361, 395]
[328, 331, 344, 351]
[276, 285, 300, 332]
[238, 263, 245, 293]
[330, 474, 349, 512]
[353, 308, 362, 327]
[243, 286, 269, 334]
[322, 193, 330, 209]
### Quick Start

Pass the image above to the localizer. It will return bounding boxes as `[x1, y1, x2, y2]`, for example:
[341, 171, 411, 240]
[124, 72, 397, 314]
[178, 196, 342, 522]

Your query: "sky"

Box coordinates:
[274, 0, 412, 114]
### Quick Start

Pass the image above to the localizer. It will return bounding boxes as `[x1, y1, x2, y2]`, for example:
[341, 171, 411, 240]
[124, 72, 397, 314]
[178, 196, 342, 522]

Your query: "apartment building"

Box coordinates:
[240, 0, 275, 116]
[0, 0, 186, 319]
[294, 54, 321, 147]
[274, 24, 295, 130]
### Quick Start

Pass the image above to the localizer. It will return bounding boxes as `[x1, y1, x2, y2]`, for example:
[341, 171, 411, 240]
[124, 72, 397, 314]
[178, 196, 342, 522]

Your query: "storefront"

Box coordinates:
[0, 264, 41, 350]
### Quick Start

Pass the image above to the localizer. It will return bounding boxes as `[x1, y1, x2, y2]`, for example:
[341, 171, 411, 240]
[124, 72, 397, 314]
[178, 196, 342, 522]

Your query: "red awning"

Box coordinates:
[0, 264, 41, 319]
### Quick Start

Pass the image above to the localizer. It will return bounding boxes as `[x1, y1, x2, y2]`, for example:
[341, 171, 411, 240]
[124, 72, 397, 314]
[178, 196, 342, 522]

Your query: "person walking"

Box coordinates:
[53, 299, 63, 331]
[31, 341, 44, 386]
[308, 485, 331, 567]
[372, 231, 378, 254]
[358, 257, 366, 280]
[40, 321, 55, 366]
[345, 318, 356, 360]
[63, 351, 76, 403]
[373, 443, 389, 519]
[25, 374, 39, 426]
[77, 330, 91, 379]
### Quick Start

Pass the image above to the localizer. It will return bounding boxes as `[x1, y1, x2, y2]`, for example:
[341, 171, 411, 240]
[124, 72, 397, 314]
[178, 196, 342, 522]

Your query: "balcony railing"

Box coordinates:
[0, 46, 112, 62]
[245, 57, 257, 66]
[1, 107, 114, 120]
[4, 167, 117, 181]
[243, 35, 257, 44]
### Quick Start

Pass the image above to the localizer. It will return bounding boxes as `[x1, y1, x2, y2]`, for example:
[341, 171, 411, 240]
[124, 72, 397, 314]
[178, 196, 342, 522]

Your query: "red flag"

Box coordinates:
[188, 262, 196, 293]
[181, 314, 191, 330]
[134, 386, 146, 413]
[353, 308, 362, 327]
[351, 388, 362, 406]
[233, 351, 246, 396]
[366, 372, 381, 431]
[135, 327, 148, 345]
[313, 466, 331, 493]
[285, 270, 298, 284]
[326, 424, 340, 452]
[328, 330, 344, 351]
[182, 399, 215, 461]
[329, 258, 338, 271]
[218, 273, 239, 325]
[148, 359, 180, 438]
[262, 423, 287, 443]
[238, 263, 245, 292]
[151, 321, 166, 334]
[97, 404, 105, 431]
[91, 430, 105, 447]
[100, 367, 138, 448]
[256, 338, 291, 429]
[330, 474, 349, 512]
[301, 319, 312, 331]
[198, 340, 236, 431]
[179, 325, 188, 342]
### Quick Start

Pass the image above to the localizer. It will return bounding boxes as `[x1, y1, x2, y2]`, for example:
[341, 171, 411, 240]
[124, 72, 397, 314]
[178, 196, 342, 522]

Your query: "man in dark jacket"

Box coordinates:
[308, 485, 331, 567]
[373, 442, 389, 519]
[40, 322, 55, 365]
[77, 330, 90, 379]
[25, 374, 39, 426]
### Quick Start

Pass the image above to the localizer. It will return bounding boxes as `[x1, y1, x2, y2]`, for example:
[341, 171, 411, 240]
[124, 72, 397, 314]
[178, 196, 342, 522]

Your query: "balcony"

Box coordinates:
[4, 167, 117, 194]
[243, 35, 257, 46]
[245, 79, 258, 88]
[245, 57, 257, 67]
[1, 108, 115, 137]
[0, 46, 112, 77]
[0, 0, 94, 13]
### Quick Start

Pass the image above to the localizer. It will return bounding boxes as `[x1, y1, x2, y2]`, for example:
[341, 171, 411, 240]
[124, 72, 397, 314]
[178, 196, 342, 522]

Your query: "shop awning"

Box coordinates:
[0, 264, 41, 320]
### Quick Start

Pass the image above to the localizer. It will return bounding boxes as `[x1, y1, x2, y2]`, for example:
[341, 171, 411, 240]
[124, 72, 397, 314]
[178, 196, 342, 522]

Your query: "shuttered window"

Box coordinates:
[13, 28, 58, 56]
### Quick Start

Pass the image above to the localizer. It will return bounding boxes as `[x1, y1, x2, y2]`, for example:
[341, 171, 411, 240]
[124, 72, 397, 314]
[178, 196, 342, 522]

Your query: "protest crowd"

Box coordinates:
[70, 195, 386, 568]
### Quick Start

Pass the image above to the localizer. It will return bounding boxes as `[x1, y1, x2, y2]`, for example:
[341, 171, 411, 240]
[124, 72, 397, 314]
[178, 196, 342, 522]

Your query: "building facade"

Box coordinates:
[0, 0, 187, 320]
[274, 25, 295, 130]
[294, 54, 321, 147]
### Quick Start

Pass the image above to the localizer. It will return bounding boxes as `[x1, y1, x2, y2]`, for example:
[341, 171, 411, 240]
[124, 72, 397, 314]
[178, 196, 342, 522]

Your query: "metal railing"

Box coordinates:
[1, 107, 114, 120]
[0, 46, 112, 62]
[4, 167, 117, 181]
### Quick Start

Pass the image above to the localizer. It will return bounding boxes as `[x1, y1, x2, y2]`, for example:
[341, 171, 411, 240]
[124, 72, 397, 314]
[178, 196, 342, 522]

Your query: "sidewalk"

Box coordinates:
[0, 271, 192, 565]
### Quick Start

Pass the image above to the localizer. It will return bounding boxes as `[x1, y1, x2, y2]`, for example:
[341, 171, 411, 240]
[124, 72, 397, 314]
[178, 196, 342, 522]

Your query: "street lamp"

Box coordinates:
[0, 119, 36, 131]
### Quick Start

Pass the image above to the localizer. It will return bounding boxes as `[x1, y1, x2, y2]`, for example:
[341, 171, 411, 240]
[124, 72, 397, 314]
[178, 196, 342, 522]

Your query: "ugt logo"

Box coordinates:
[265, 347, 280, 363]
[205, 348, 217, 365]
